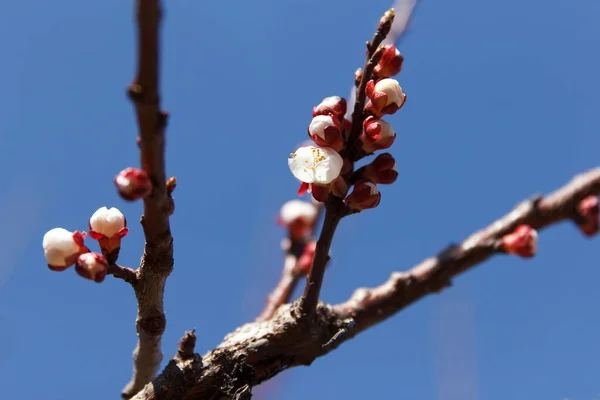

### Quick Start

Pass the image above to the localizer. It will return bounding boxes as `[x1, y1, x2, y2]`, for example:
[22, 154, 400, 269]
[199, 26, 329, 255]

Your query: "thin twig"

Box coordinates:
[131, 167, 600, 400]
[107, 263, 138, 285]
[256, 254, 300, 322]
[122, 0, 174, 398]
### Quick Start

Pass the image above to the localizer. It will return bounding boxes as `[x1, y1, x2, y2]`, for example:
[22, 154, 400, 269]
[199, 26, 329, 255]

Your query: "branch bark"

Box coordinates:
[131, 167, 600, 400]
[122, 0, 174, 398]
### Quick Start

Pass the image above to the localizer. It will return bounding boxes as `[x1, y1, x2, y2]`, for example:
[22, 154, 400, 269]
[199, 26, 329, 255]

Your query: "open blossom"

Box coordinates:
[374, 44, 404, 77]
[114, 167, 152, 201]
[361, 116, 396, 152]
[502, 225, 538, 258]
[308, 115, 344, 151]
[75, 252, 108, 283]
[43, 228, 89, 271]
[363, 153, 398, 184]
[312, 96, 347, 121]
[346, 180, 381, 211]
[288, 146, 343, 197]
[89, 207, 128, 262]
[365, 78, 406, 116]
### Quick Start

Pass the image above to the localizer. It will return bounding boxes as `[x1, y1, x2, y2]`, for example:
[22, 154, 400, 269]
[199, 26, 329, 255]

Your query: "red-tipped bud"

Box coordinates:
[43, 228, 89, 271]
[364, 153, 398, 184]
[312, 96, 347, 121]
[577, 196, 599, 237]
[88, 206, 129, 263]
[346, 180, 381, 211]
[308, 115, 344, 151]
[295, 241, 317, 275]
[502, 225, 538, 258]
[310, 183, 329, 202]
[365, 78, 406, 116]
[75, 252, 108, 283]
[114, 167, 152, 201]
[361, 116, 396, 153]
[374, 45, 404, 77]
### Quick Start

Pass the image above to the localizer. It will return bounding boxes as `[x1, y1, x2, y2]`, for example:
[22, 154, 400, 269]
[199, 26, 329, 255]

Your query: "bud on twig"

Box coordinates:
[361, 116, 396, 153]
[278, 200, 319, 241]
[346, 180, 381, 211]
[365, 78, 406, 116]
[114, 167, 152, 201]
[374, 44, 404, 77]
[88, 207, 129, 263]
[363, 153, 398, 184]
[501, 225, 538, 258]
[43, 228, 90, 271]
[308, 115, 344, 151]
[576, 195, 599, 237]
[75, 252, 108, 283]
[312, 96, 347, 121]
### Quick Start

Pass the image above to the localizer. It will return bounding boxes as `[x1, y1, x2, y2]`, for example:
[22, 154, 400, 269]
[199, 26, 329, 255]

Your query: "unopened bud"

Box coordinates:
[363, 153, 398, 184]
[88, 207, 129, 263]
[75, 252, 108, 283]
[502, 225, 538, 258]
[312, 96, 347, 121]
[577, 195, 599, 237]
[114, 167, 152, 201]
[374, 45, 404, 77]
[345, 180, 381, 211]
[43, 228, 89, 271]
[308, 115, 344, 151]
[365, 78, 406, 116]
[361, 116, 396, 153]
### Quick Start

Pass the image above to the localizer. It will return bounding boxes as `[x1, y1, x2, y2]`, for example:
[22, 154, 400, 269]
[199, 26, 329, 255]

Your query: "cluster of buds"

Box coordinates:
[42, 206, 130, 283]
[501, 225, 538, 258]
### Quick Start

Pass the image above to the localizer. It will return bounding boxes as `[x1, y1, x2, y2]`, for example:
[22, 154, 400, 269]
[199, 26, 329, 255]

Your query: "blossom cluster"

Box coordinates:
[41, 166, 152, 282]
[288, 44, 406, 211]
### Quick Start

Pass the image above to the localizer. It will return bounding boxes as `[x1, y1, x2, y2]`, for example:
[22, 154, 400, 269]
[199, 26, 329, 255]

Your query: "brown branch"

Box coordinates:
[108, 263, 139, 285]
[122, 0, 174, 398]
[130, 167, 600, 400]
[256, 253, 301, 322]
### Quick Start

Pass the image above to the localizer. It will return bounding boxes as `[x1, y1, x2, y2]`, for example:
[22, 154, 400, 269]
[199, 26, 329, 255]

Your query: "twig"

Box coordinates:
[122, 0, 174, 398]
[131, 167, 600, 399]
[256, 254, 300, 322]
[107, 263, 138, 285]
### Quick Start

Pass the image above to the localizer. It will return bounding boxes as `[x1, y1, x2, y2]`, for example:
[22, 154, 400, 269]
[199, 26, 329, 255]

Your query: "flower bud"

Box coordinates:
[43, 228, 89, 271]
[502, 225, 538, 258]
[330, 176, 349, 198]
[88, 207, 129, 263]
[374, 45, 404, 77]
[308, 115, 344, 151]
[114, 167, 152, 201]
[361, 116, 396, 152]
[278, 200, 318, 241]
[312, 96, 347, 121]
[354, 68, 363, 87]
[288, 146, 343, 196]
[577, 195, 599, 237]
[75, 252, 108, 283]
[365, 78, 406, 116]
[345, 180, 381, 211]
[363, 153, 398, 184]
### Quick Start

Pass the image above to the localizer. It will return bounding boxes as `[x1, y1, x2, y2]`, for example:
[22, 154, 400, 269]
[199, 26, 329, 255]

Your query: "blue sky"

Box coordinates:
[0, 0, 599, 399]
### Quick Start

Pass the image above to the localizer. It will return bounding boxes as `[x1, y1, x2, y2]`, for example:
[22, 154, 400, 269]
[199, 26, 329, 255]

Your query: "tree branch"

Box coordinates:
[130, 168, 600, 399]
[122, 0, 174, 398]
[107, 263, 138, 285]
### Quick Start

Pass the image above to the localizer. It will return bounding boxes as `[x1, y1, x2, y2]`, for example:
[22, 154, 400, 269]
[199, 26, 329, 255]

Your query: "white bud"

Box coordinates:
[279, 200, 318, 225]
[89, 207, 127, 238]
[375, 78, 405, 108]
[43, 228, 86, 270]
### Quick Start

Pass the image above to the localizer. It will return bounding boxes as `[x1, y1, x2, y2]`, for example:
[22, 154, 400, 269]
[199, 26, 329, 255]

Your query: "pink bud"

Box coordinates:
[312, 96, 347, 121]
[365, 78, 406, 116]
[75, 252, 108, 283]
[308, 115, 344, 151]
[345, 180, 381, 211]
[363, 153, 398, 184]
[330, 176, 349, 198]
[361, 116, 396, 152]
[43, 228, 89, 271]
[374, 45, 404, 77]
[114, 167, 152, 201]
[577, 196, 599, 237]
[502, 225, 538, 258]
[295, 241, 317, 275]
[88, 207, 129, 263]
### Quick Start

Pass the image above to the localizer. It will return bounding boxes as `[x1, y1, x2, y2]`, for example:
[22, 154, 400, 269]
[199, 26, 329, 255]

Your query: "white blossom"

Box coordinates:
[288, 146, 343, 185]
[279, 200, 318, 225]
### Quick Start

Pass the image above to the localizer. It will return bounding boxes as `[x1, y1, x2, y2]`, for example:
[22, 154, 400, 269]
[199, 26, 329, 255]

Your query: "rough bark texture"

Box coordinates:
[130, 168, 600, 399]
[121, 0, 174, 397]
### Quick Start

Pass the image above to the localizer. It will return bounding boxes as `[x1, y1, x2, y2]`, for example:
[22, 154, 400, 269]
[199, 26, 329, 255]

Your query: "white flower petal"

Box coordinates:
[280, 200, 318, 224]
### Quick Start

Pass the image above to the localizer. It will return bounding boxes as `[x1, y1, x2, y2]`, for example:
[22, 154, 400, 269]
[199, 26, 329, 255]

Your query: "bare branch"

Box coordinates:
[130, 168, 600, 400]
[256, 254, 301, 322]
[122, 0, 174, 398]
[107, 263, 138, 285]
